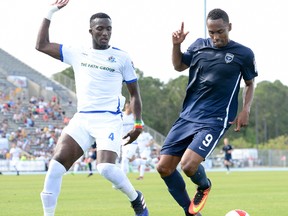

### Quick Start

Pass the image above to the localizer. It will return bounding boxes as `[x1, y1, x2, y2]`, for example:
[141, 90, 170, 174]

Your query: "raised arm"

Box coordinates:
[172, 22, 190, 72]
[35, 0, 69, 60]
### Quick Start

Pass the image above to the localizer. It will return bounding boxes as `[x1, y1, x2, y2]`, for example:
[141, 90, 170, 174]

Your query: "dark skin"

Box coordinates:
[157, 18, 254, 178]
[36, 0, 142, 170]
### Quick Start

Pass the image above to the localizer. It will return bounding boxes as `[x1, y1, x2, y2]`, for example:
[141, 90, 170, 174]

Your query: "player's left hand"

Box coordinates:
[122, 128, 142, 145]
[229, 110, 250, 132]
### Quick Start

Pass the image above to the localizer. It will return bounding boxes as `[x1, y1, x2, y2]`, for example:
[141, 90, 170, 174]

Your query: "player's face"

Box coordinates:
[89, 18, 112, 49]
[207, 18, 231, 48]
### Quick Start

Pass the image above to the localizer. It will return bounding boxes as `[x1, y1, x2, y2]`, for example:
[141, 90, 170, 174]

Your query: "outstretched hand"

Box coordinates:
[51, 0, 69, 9]
[172, 22, 189, 45]
[122, 128, 142, 146]
[229, 110, 250, 132]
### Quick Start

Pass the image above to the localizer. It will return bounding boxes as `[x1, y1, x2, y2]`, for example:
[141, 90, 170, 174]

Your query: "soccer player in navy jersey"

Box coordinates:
[87, 141, 97, 177]
[36, 1, 148, 216]
[222, 137, 233, 173]
[156, 8, 258, 216]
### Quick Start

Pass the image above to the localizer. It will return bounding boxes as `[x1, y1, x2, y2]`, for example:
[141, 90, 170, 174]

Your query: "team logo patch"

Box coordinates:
[107, 56, 116, 63]
[225, 53, 234, 63]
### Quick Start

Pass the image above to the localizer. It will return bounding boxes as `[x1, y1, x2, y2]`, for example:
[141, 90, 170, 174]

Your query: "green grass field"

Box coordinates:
[0, 170, 287, 215]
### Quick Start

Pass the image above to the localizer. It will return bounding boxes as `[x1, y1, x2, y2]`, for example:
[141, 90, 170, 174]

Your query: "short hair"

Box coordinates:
[90, 12, 111, 24]
[207, 8, 229, 23]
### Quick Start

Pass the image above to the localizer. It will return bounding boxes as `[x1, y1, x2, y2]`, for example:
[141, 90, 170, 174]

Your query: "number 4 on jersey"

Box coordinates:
[108, 132, 114, 141]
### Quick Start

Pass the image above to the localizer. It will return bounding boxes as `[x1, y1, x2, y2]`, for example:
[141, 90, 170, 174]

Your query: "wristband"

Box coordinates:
[134, 120, 143, 129]
[44, 5, 60, 20]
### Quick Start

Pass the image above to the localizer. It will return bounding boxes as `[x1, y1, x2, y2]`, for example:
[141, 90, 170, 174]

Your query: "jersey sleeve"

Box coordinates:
[122, 55, 138, 83]
[182, 38, 206, 67]
[60, 45, 81, 65]
[241, 48, 258, 81]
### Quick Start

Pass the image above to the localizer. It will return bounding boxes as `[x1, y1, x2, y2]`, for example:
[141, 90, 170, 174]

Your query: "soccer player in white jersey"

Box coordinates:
[136, 131, 154, 180]
[35, 1, 148, 216]
[121, 101, 139, 174]
[9, 143, 22, 175]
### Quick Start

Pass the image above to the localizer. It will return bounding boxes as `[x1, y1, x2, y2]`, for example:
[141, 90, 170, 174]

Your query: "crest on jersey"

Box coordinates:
[107, 56, 116, 63]
[225, 53, 234, 63]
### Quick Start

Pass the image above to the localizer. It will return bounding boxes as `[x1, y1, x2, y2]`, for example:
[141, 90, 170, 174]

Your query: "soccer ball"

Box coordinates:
[225, 209, 250, 216]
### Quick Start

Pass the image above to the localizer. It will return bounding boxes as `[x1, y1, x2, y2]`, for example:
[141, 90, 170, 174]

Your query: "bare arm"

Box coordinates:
[172, 22, 189, 71]
[123, 81, 143, 145]
[35, 0, 69, 60]
[230, 79, 255, 132]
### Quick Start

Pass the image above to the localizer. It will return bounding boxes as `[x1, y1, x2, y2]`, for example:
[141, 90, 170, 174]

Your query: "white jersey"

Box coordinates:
[9, 147, 22, 161]
[122, 113, 137, 145]
[122, 113, 134, 135]
[61, 45, 137, 113]
[137, 132, 153, 153]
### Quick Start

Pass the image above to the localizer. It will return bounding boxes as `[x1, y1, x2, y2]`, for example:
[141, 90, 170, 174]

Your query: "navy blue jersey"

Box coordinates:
[222, 144, 233, 160]
[180, 38, 258, 128]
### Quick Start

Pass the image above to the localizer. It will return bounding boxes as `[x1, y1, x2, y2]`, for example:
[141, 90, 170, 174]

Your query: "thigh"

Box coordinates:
[122, 144, 138, 159]
[53, 133, 84, 170]
[188, 126, 226, 159]
[157, 154, 181, 176]
[140, 148, 151, 159]
[89, 113, 123, 157]
[97, 150, 118, 164]
[63, 113, 94, 151]
[160, 118, 195, 157]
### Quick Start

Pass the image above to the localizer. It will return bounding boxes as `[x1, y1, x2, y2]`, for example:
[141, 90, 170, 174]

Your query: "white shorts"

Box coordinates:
[11, 159, 19, 167]
[121, 144, 138, 160]
[140, 148, 151, 159]
[63, 112, 122, 156]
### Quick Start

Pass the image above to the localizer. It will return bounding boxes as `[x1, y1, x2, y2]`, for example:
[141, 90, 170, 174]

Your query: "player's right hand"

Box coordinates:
[172, 22, 189, 45]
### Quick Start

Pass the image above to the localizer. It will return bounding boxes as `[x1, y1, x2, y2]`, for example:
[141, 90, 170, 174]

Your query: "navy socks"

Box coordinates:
[162, 169, 191, 213]
[189, 164, 210, 190]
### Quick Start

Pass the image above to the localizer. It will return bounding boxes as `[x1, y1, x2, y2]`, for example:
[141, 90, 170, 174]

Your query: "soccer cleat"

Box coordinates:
[131, 190, 149, 216]
[136, 176, 144, 180]
[186, 212, 202, 216]
[189, 179, 212, 214]
[87, 173, 93, 177]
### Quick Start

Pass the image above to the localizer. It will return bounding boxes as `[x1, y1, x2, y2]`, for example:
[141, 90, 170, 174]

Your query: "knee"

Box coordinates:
[180, 161, 198, 176]
[156, 163, 173, 177]
[97, 163, 107, 176]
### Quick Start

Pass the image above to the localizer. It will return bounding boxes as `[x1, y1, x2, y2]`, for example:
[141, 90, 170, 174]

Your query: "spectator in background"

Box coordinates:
[43, 112, 49, 122]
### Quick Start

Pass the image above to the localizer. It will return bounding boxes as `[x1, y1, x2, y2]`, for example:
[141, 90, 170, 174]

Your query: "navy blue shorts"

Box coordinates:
[89, 152, 97, 160]
[224, 155, 232, 161]
[160, 118, 228, 159]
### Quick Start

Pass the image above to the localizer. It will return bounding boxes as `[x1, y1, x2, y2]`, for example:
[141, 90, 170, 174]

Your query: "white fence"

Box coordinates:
[0, 160, 46, 172]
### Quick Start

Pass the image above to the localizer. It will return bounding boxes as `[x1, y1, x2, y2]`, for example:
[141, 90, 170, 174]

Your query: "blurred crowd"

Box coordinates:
[0, 88, 73, 167]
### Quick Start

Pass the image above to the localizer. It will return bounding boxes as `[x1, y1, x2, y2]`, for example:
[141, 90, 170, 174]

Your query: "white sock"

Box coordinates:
[139, 159, 146, 177]
[41, 159, 66, 215]
[97, 163, 138, 201]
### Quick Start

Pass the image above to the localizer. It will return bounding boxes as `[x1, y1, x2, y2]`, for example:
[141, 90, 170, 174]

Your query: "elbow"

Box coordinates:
[173, 64, 187, 72]
[35, 43, 44, 52]
[174, 65, 183, 72]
